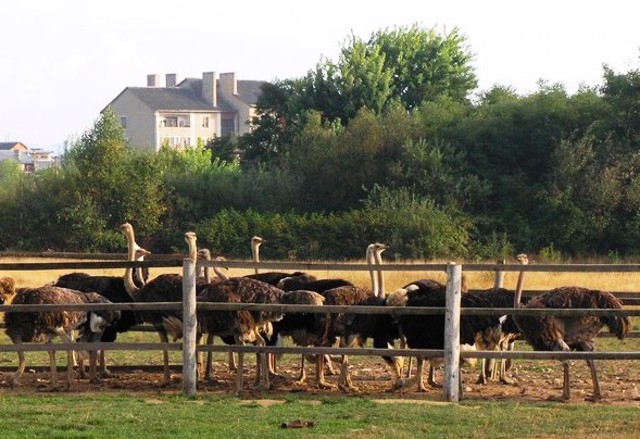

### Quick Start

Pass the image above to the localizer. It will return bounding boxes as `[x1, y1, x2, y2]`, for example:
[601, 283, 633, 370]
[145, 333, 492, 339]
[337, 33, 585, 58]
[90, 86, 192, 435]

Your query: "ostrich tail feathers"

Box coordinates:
[598, 291, 632, 339]
[608, 315, 633, 340]
[162, 316, 184, 341]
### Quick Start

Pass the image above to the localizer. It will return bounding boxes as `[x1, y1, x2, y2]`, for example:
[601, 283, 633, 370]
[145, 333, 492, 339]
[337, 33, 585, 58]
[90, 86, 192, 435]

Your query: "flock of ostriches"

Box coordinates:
[0, 223, 633, 401]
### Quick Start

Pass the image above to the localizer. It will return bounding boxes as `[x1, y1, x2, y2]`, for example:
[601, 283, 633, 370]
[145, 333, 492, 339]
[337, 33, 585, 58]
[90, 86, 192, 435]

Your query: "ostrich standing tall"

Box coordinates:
[334, 242, 407, 391]
[1, 277, 120, 389]
[513, 260, 632, 401]
[52, 242, 150, 376]
[119, 222, 199, 385]
[314, 242, 385, 390]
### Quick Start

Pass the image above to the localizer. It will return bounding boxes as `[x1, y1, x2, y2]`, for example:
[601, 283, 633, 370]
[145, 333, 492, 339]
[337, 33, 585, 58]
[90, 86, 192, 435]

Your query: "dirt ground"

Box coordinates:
[2, 354, 640, 406]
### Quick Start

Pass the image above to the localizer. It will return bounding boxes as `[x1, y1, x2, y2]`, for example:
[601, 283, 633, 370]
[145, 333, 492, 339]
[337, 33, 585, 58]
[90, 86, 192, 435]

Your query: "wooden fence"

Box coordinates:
[1, 257, 640, 402]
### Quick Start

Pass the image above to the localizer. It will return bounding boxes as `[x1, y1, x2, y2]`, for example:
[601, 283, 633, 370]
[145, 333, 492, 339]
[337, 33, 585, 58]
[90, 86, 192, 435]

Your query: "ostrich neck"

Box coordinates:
[213, 264, 229, 281]
[251, 242, 260, 274]
[123, 231, 141, 299]
[514, 271, 526, 308]
[366, 245, 378, 297]
[374, 248, 385, 299]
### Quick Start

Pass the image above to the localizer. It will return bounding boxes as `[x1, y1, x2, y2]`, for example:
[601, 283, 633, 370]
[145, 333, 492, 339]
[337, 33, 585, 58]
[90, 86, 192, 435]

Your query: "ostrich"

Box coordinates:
[473, 254, 530, 385]
[398, 276, 471, 387]
[314, 242, 387, 390]
[275, 276, 354, 378]
[392, 282, 502, 393]
[118, 222, 199, 385]
[246, 235, 317, 288]
[196, 276, 284, 395]
[244, 235, 317, 375]
[1, 277, 120, 389]
[269, 289, 326, 385]
[513, 275, 632, 401]
[52, 245, 151, 377]
[333, 242, 407, 391]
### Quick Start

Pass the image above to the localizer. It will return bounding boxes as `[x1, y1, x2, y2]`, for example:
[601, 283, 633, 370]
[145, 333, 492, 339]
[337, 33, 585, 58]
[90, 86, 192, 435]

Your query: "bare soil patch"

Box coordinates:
[2, 355, 639, 406]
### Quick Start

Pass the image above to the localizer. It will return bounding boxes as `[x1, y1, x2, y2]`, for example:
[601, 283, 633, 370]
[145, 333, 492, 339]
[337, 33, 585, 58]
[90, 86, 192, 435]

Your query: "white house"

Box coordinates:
[104, 71, 266, 152]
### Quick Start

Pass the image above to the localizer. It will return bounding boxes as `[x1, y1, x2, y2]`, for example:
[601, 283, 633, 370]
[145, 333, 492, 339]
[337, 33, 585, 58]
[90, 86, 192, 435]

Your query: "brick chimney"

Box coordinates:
[165, 73, 177, 88]
[219, 72, 238, 95]
[202, 72, 217, 107]
[147, 74, 160, 87]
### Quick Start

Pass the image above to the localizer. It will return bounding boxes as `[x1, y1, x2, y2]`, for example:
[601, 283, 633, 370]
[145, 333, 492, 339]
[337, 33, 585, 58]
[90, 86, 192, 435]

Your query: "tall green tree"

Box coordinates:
[370, 24, 478, 107]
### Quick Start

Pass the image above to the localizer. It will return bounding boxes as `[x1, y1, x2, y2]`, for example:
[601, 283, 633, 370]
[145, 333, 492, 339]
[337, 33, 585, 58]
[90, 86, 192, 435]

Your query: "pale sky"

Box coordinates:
[1, 0, 638, 153]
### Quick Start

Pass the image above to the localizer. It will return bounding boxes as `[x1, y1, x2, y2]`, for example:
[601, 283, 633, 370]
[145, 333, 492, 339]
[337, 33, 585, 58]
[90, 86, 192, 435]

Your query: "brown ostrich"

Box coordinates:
[513, 283, 632, 401]
[1, 277, 120, 389]
[196, 276, 284, 395]
[244, 235, 317, 375]
[118, 222, 200, 385]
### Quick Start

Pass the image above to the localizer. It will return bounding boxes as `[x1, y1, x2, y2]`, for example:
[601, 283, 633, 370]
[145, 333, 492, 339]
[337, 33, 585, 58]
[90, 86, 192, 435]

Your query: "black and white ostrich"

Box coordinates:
[472, 254, 529, 385]
[1, 277, 120, 389]
[392, 282, 502, 393]
[513, 283, 632, 401]
[398, 277, 471, 388]
[314, 243, 392, 390]
[118, 222, 200, 385]
[52, 244, 150, 377]
[332, 242, 407, 391]
[196, 276, 284, 395]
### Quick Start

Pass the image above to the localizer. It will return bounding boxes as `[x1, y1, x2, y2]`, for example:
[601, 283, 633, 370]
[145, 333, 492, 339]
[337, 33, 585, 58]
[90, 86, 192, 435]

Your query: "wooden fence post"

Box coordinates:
[182, 257, 197, 396]
[443, 262, 462, 402]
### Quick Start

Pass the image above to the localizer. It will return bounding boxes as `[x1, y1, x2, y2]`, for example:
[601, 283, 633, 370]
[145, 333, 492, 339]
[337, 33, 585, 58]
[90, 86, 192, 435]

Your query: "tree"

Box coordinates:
[245, 25, 478, 164]
[61, 108, 166, 249]
[370, 24, 478, 107]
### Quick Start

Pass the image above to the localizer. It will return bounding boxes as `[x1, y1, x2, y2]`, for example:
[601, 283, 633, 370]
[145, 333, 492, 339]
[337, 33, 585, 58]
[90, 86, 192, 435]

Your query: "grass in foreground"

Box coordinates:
[0, 393, 639, 439]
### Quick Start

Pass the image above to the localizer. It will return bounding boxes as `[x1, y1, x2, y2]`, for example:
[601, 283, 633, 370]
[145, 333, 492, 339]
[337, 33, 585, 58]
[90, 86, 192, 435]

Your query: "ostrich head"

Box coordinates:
[185, 231, 198, 262]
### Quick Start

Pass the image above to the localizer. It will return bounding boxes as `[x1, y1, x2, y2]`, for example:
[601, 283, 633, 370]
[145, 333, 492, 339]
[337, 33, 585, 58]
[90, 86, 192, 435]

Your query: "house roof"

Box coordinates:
[0, 142, 27, 151]
[110, 77, 265, 114]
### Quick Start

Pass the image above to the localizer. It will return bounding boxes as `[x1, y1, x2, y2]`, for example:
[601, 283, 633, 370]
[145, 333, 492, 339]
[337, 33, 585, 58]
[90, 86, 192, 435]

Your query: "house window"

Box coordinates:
[202, 116, 209, 128]
[221, 115, 235, 136]
[120, 116, 127, 128]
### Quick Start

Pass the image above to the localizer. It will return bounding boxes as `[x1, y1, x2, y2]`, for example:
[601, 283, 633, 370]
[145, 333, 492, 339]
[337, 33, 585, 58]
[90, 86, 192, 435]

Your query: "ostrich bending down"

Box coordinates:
[52, 245, 151, 377]
[393, 283, 502, 393]
[269, 289, 326, 385]
[1, 277, 120, 389]
[119, 222, 200, 385]
[513, 285, 631, 401]
[196, 276, 284, 395]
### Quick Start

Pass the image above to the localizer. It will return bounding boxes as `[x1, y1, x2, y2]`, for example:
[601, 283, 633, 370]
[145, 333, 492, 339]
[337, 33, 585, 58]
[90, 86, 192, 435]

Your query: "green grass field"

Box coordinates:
[0, 392, 639, 439]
